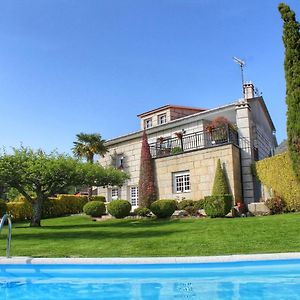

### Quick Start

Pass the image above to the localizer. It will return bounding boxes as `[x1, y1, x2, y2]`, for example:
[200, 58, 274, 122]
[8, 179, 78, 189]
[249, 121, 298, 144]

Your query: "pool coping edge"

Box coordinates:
[1, 252, 300, 264]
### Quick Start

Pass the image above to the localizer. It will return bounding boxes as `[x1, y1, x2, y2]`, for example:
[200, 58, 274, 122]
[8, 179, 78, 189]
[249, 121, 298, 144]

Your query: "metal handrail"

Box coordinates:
[149, 125, 239, 158]
[0, 214, 12, 258]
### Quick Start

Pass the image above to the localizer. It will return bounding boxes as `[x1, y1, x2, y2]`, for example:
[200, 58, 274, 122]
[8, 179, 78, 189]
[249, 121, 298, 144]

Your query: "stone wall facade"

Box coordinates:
[98, 143, 242, 206]
[154, 144, 242, 201]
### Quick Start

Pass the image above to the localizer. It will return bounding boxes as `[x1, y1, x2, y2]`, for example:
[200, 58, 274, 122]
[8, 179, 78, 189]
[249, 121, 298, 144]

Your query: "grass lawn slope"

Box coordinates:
[1, 214, 299, 257]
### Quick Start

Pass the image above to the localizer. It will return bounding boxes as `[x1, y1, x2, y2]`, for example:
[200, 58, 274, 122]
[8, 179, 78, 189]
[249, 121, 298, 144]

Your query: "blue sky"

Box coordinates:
[1, 0, 299, 154]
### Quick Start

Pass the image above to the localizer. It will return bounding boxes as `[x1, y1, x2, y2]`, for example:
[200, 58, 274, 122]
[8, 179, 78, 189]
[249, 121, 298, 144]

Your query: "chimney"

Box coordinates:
[243, 82, 254, 99]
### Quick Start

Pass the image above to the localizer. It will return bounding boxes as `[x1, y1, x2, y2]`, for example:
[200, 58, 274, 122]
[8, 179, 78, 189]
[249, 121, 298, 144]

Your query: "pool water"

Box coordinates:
[0, 259, 300, 299]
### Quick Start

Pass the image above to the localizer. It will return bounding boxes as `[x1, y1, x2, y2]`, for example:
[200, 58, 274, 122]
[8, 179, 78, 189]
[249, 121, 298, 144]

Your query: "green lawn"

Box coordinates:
[1, 213, 300, 257]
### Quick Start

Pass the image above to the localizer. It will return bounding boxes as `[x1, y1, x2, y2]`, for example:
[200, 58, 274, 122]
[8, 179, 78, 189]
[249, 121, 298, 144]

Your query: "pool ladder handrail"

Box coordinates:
[0, 214, 12, 258]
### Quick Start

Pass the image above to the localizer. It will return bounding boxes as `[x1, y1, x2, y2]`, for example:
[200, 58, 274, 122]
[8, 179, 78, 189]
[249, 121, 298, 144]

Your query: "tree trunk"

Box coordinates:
[88, 186, 93, 200]
[30, 195, 44, 227]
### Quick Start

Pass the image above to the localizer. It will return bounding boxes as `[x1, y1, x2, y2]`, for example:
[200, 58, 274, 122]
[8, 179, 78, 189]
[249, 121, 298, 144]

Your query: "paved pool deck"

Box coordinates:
[0, 252, 300, 264]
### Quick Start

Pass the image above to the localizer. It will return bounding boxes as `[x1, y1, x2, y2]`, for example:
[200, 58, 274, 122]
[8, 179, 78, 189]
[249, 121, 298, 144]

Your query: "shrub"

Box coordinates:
[44, 195, 88, 217]
[150, 199, 176, 218]
[177, 200, 195, 210]
[194, 199, 206, 210]
[0, 200, 7, 217]
[6, 194, 88, 221]
[212, 159, 229, 196]
[107, 200, 131, 219]
[254, 152, 300, 211]
[83, 201, 106, 217]
[265, 197, 285, 215]
[134, 207, 151, 217]
[171, 146, 182, 155]
[184, 206, 198, 216]
[7, 201, 32, 221]
[204, 195, 232, 218]
[90, 195, 106, 202]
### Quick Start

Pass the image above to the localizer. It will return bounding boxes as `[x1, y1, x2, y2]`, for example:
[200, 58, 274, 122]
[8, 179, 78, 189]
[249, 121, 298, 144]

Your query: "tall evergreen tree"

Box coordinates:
[279, 3, 300, 180]
[212, 159, 229, 196]
[138, 131, 156, 208]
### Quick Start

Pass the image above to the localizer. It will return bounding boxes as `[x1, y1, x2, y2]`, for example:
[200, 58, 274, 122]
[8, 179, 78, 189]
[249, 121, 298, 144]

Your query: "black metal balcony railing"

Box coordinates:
[149, 125, 239, 159]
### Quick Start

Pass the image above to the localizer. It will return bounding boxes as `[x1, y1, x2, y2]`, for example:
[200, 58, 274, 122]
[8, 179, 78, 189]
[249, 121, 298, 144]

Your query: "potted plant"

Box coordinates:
[205, 116, 231, 145]
[175, 132, 184, 151]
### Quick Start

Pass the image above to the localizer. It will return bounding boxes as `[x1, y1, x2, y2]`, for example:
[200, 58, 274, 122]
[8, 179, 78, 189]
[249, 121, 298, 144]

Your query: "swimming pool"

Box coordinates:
[0, 259, 300, 299]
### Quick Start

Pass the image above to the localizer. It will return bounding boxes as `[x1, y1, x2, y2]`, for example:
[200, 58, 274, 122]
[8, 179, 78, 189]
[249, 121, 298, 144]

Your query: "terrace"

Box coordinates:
[149, 125, 247, 159]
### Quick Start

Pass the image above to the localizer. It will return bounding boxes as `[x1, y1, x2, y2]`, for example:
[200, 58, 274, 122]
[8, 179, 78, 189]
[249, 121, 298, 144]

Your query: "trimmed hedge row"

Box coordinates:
[255, 152, 300, 211]
[7, 194, 88, 221]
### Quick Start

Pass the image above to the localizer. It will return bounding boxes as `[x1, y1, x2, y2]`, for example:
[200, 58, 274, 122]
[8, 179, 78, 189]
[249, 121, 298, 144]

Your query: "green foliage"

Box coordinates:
[279, 3, 300, 180]
[204, 195, 232, 218]
[6, 195, 88, 221]
[150, 199, 177, 218]
[72, 132, 108, 163]
[90, 195, 106, 202]
[134, 207, 151, 217]
[5, 188, 21, 201]
[177, 200, 195, 210]
[139, 131, 156, 208]
[83, 201, 106, 217]
[184, 206, 198, 216]
[265, 197, 286, 215]
[212, 159, 229, 195]
[56, 195, 88, 214]
[0, 200, 7, 217]
[171, 146, 182, 155]
[194, 199, 206, 210]
[107, 200, 131, 219]
[7, 201, 32, 221]
[0, 147, 128, 226]
[255, 152, 300, 211]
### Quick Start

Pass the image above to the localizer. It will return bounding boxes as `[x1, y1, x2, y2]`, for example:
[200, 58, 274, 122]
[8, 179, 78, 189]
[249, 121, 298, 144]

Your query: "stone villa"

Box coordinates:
[97, 83, 277, 209]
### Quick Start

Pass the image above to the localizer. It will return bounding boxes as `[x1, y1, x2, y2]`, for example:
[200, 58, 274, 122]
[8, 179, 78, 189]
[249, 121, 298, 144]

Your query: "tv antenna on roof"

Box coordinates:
[233, 57, 245, 98]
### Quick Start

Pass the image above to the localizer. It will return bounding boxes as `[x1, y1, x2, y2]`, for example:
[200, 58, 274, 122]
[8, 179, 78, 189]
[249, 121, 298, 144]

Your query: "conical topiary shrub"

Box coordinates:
[212, 159, 229, 195]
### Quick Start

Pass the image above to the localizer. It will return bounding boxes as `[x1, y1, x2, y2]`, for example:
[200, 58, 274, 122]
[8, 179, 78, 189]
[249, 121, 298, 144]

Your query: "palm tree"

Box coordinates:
[72, 133, 108, 198]
[73, 133, 108, 163]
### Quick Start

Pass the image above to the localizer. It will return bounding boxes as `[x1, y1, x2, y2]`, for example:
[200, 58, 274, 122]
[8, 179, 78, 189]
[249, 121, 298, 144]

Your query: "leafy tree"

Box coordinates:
[279, 3, 300, 180]
[138, 131, 156, 208]
[0, 147, 128, 227]
[73, 132, 108, 197]
[212, 159, 229, 195]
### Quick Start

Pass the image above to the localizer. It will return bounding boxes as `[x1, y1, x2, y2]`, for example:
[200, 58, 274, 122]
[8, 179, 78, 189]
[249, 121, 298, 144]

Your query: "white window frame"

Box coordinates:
[144, 118, 152, 129]
[158, 113, 167, 125]
[111, 188, 119, 200]
[173, 171, 191, 193]
[130, 186, 139, 207]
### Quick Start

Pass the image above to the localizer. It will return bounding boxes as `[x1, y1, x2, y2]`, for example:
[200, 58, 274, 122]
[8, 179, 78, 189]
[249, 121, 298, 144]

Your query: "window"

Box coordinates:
[130, 186, 139, 206]
[173, 171, 191, 193]
[116, 154, 124, 169]
[158, 113, 167, 125]
[111, 188, 119, 200]
[144, 118, 152, 129]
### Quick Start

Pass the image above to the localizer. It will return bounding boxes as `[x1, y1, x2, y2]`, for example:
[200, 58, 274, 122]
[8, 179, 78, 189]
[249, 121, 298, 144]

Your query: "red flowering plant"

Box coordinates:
[205, 116, 231, 144]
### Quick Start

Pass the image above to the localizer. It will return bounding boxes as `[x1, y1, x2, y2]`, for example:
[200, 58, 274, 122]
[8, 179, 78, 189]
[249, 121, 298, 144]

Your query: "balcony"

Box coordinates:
[149, 125, 239, 159]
